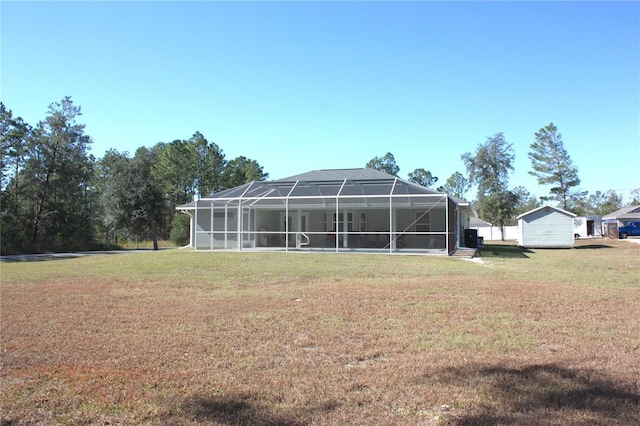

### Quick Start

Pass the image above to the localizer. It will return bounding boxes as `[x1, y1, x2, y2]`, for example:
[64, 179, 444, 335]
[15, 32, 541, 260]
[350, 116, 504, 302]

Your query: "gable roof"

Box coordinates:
[516, 205, 577, 220]
[602, 205, 640, 220]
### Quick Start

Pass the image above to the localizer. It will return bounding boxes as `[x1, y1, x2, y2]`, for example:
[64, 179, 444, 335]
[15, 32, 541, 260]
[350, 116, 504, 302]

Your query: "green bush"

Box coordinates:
[169, 214, 190, 247]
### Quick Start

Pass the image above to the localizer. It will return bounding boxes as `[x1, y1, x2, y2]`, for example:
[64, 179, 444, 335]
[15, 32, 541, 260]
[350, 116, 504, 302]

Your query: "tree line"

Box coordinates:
[365, 126, 639, 231]
[1, 97, 267, 254]
[2, 97, 637, 254]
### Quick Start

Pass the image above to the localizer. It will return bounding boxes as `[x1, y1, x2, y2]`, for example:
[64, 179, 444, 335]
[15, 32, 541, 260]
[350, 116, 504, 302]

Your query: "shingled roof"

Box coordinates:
[602, 205, 640, 221]
[176, 168, 454, 210]
[275, 168, 396, 182]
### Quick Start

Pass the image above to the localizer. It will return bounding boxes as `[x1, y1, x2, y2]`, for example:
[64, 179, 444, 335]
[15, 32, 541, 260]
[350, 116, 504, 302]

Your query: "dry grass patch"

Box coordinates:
[1, 239, 639, 425]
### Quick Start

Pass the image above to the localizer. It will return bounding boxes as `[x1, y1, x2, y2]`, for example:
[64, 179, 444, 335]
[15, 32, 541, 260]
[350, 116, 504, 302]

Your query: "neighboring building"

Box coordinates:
[516, 205, 577, 248]
[469, 217, 518, 241]
[602, 205, 640, 227]
[573, 215, 603, 239]
[469, 217, 492, 229]
[177, 168, 476, 255]
[602, 206, 640, 238]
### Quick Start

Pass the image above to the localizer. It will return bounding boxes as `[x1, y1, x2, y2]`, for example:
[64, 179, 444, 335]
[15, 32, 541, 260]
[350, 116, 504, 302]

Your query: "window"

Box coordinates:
[332, 213, 353, 232]
[416, 211, 430, 237]
[359, 212, 367, 232]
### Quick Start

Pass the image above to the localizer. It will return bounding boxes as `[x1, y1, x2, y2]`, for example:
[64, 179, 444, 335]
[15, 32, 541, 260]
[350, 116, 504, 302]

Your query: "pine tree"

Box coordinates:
[528, 123, 581, 210]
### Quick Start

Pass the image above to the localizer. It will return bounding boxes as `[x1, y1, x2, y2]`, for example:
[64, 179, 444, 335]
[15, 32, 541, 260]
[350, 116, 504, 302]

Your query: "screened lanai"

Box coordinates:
[178, 169, 475, 255]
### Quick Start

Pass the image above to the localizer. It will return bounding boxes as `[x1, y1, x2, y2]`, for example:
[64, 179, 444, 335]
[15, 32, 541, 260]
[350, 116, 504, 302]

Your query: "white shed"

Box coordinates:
[516, 205, 577, 248]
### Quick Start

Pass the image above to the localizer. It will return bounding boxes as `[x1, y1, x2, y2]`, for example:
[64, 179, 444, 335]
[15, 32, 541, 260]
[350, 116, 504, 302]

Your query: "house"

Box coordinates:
[601, 205, 640, 238]
[602, 205, 640, 227]
[176, 168, 476, 255]
[516, 205, 577, 248]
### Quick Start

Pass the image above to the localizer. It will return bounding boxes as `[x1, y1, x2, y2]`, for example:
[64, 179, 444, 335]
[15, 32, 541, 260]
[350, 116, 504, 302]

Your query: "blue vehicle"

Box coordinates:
[618, 222, 640, 239]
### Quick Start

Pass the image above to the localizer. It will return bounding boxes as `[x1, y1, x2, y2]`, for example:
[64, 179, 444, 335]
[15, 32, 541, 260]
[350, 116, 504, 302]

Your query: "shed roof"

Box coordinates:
[516, 205, 577, 220]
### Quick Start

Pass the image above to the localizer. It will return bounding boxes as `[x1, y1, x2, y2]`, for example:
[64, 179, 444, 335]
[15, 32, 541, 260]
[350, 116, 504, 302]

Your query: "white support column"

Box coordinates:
[194, 199, 199, 251]
[189, 212, 194, 248]
[285, 198, 289, 252]
[224, 204, 228, 249]
[249, 207, 260, 247]
[335, 199, 340, 252]
[297, 209, 302, 249]
[388, 198, 395, 253]
[336, 179, 346, 253]
[284, 181, 300, 253]
[445, 196, 450, 253]
[210, 201, 214, 250]
[389, 178, 398, 254]
[237, 201, 242, 251]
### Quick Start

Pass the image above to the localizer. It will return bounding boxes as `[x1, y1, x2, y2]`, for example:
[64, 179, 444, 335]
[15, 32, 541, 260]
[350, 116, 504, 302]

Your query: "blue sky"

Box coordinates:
[2, 1, 639, 202]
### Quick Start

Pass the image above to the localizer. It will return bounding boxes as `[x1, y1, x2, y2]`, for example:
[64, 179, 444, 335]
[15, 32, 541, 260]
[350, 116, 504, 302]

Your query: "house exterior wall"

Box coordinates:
[256, 210, 280, 230]
[518, 208, 575, 248]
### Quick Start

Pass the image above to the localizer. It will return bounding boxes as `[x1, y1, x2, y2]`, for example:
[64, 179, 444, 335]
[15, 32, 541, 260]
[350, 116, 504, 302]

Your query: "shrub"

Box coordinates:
[169, 213, 190, 246]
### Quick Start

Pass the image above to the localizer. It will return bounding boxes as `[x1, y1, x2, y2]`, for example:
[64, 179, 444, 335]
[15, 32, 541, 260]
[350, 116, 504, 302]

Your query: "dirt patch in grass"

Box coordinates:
[1, 240, 639, 424]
